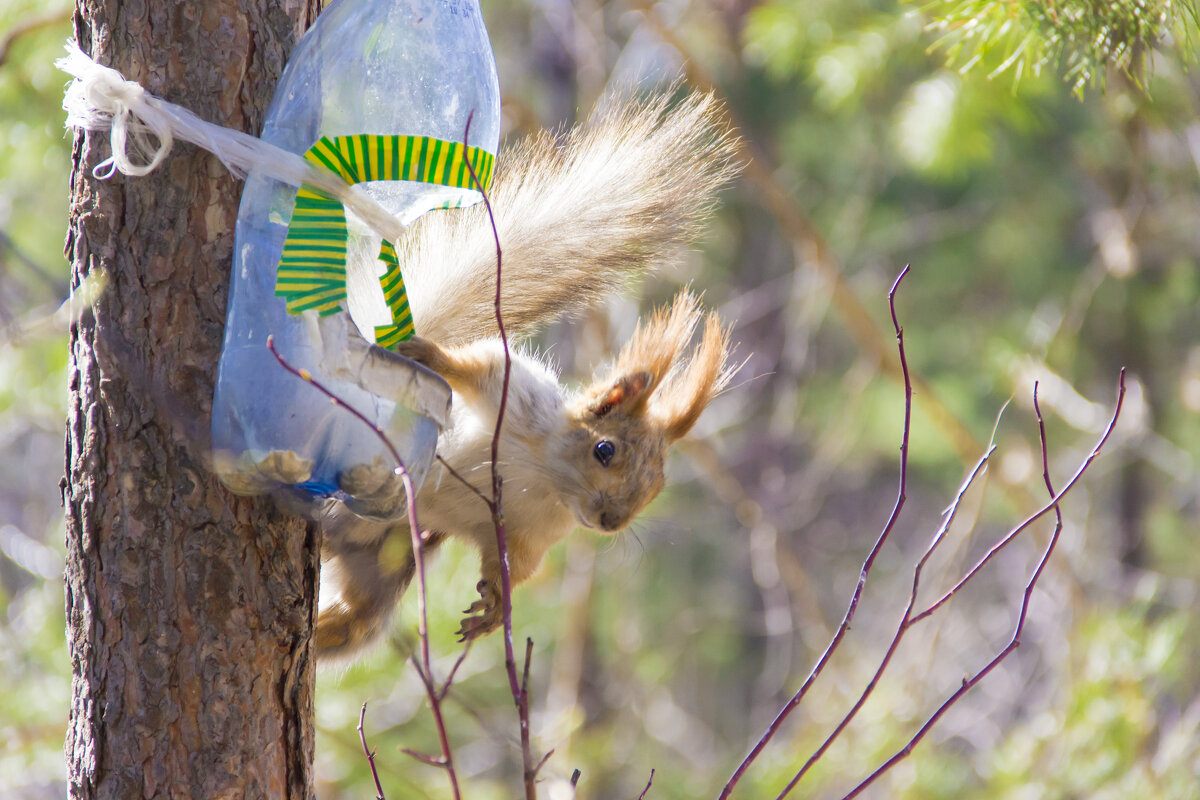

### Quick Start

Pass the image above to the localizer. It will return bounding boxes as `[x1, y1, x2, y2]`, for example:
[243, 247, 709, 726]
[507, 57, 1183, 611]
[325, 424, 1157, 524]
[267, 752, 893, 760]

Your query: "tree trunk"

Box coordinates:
[64, 2, 323, 798]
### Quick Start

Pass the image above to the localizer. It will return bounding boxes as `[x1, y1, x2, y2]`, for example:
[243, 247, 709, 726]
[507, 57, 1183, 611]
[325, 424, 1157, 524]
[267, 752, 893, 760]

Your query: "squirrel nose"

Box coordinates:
[598, 510, 624, 531]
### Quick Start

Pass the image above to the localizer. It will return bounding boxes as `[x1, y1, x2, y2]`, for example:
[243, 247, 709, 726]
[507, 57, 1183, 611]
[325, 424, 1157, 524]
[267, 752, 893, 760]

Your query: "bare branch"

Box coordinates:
[438, 642, 474, 702]
[719, 266, 1125, 799]
[462, 111, 541, 800]
[436, 454, 493, 508]
[518, 637, 553, 793]
[358, 703, 387, 800]
[1034, 380, 1066, 544]
[836, 373, 1125, 799]
[638, 768, 656, 800]
[774, 443, 996, 799]
[720, 264, 914, 799]
[532, 749, 556, 782]
[401, 749, 449, 769]
[912, 369, 1128, 624]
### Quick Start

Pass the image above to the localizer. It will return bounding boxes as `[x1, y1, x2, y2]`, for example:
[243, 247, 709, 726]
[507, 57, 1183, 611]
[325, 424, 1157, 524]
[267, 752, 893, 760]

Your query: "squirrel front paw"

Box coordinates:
[393, 336, 442, 369]
[457, 579, 502, 642]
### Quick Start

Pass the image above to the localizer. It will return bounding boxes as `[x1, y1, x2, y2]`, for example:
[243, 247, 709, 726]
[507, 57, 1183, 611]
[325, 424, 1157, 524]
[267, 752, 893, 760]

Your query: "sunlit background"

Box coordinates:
[2, 1, 1198, 798]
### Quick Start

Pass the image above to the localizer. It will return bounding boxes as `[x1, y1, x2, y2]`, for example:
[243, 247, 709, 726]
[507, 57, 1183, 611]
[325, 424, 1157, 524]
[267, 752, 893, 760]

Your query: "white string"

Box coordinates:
[58, 42, 171, 178]
[56, 41, 408, 242]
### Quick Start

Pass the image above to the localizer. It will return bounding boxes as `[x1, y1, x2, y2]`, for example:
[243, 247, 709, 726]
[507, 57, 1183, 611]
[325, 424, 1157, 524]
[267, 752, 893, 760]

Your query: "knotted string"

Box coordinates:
[56, 41, 408, 243]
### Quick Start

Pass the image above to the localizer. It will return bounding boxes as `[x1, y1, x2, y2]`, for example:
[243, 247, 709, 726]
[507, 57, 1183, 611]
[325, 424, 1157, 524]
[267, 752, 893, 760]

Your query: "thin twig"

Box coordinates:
[401, 749, 449, 769]
[267, 337, 462, 799]
[462, 111, 541, 800]
[837, 372, 1124, 799]
[719, 264, 914, 799]
[438, 642, 474, 701]
[638, 769, 656, 800]
[358, 703, 387, 800]
[1033, 381, 1066, 557]
[462, 111, 520, 694]
[532, 749, 556, 781]
[319, 720, 430, 797]
[912, 370, 1127, 624]
[769, 403, 1009, 796]
[437, 454, 493, 507]
[521, 634, 534, 697]
[774, 443, 996, 799]
[519, 637, 553, 792]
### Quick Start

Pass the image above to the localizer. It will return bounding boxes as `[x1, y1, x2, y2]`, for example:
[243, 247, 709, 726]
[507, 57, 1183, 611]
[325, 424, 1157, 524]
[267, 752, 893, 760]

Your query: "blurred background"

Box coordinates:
[2, 1, 1198, 798]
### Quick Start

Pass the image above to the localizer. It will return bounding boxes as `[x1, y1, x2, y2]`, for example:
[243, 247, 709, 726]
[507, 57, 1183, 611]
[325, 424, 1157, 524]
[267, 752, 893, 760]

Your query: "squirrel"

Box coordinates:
[315, 92, 740, 659]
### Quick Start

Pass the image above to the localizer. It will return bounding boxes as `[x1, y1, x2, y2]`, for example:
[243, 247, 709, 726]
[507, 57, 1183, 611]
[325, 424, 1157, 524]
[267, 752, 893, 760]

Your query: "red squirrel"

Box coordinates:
[316, 92, 739, 658]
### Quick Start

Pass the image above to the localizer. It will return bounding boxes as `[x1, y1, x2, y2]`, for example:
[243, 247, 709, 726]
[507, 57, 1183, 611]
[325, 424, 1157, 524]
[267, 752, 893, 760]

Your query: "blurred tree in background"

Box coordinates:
[1, 1, 1197, 798]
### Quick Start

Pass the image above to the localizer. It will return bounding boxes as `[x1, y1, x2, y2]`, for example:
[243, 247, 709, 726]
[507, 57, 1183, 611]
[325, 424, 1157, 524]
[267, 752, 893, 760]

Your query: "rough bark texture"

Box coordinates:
[64, 2, 324, 798]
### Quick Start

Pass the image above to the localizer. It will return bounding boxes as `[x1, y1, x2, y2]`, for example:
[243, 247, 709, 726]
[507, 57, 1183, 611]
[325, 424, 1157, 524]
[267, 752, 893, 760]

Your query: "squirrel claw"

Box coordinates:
[456, 579, 502, 641]
[455, 613, 499, 642]
[463, 597, 490, 615]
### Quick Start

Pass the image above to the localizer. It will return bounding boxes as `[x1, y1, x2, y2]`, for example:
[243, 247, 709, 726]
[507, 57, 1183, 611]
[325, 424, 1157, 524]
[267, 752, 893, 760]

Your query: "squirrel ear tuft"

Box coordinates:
[656, 313, 734, 441]
[588, 371, 653, 418]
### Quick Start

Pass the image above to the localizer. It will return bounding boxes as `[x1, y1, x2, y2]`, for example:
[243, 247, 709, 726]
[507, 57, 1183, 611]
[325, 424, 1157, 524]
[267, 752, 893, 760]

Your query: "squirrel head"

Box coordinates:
[555, 291, 733, 533]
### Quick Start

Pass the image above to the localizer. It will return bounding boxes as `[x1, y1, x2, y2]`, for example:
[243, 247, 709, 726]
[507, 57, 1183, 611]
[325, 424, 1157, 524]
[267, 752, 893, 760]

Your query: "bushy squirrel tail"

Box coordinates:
[314, 526, 440, 660]
[398, 91, 740, 346]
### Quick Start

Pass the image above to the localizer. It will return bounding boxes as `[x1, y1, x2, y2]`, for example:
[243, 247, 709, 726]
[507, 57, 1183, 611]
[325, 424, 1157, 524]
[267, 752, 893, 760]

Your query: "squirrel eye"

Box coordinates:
[593, 439, 616, 467]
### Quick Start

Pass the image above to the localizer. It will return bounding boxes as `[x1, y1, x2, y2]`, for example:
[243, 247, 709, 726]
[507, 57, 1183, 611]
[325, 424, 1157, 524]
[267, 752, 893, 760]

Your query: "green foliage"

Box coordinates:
[982, 603, 1197, 800]
[0, 1, 73, 274]
[0, 571, 70, 795]
[917, 0, 1200, 96]
[0, 4, 74, 798]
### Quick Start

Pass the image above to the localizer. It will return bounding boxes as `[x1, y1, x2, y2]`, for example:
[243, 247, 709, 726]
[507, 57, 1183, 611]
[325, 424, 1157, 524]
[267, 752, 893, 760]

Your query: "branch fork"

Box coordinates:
[720, 266, 1127, 800]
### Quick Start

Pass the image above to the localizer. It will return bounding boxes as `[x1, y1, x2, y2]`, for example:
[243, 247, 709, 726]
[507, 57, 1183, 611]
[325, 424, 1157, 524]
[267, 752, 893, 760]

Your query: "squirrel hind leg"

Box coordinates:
[315, 539, 415, 662]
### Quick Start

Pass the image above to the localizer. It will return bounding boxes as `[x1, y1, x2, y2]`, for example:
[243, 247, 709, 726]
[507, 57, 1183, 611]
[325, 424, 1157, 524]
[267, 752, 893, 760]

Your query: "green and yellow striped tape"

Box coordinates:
[274, 133, 495, 344]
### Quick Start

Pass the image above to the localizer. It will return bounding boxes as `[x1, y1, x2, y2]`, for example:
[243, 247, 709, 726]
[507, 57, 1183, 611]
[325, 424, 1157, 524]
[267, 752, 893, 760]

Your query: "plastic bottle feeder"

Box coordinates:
[211, 0, 501, 520]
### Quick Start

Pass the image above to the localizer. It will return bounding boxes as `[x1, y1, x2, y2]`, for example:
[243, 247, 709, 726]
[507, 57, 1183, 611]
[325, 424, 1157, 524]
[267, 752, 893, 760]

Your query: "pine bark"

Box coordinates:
[64, 2, 324, 798]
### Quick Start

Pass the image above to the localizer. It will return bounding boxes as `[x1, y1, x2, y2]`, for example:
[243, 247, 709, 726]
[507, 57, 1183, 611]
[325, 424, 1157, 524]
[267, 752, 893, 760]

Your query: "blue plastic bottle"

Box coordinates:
[212, 0, 500, 518]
